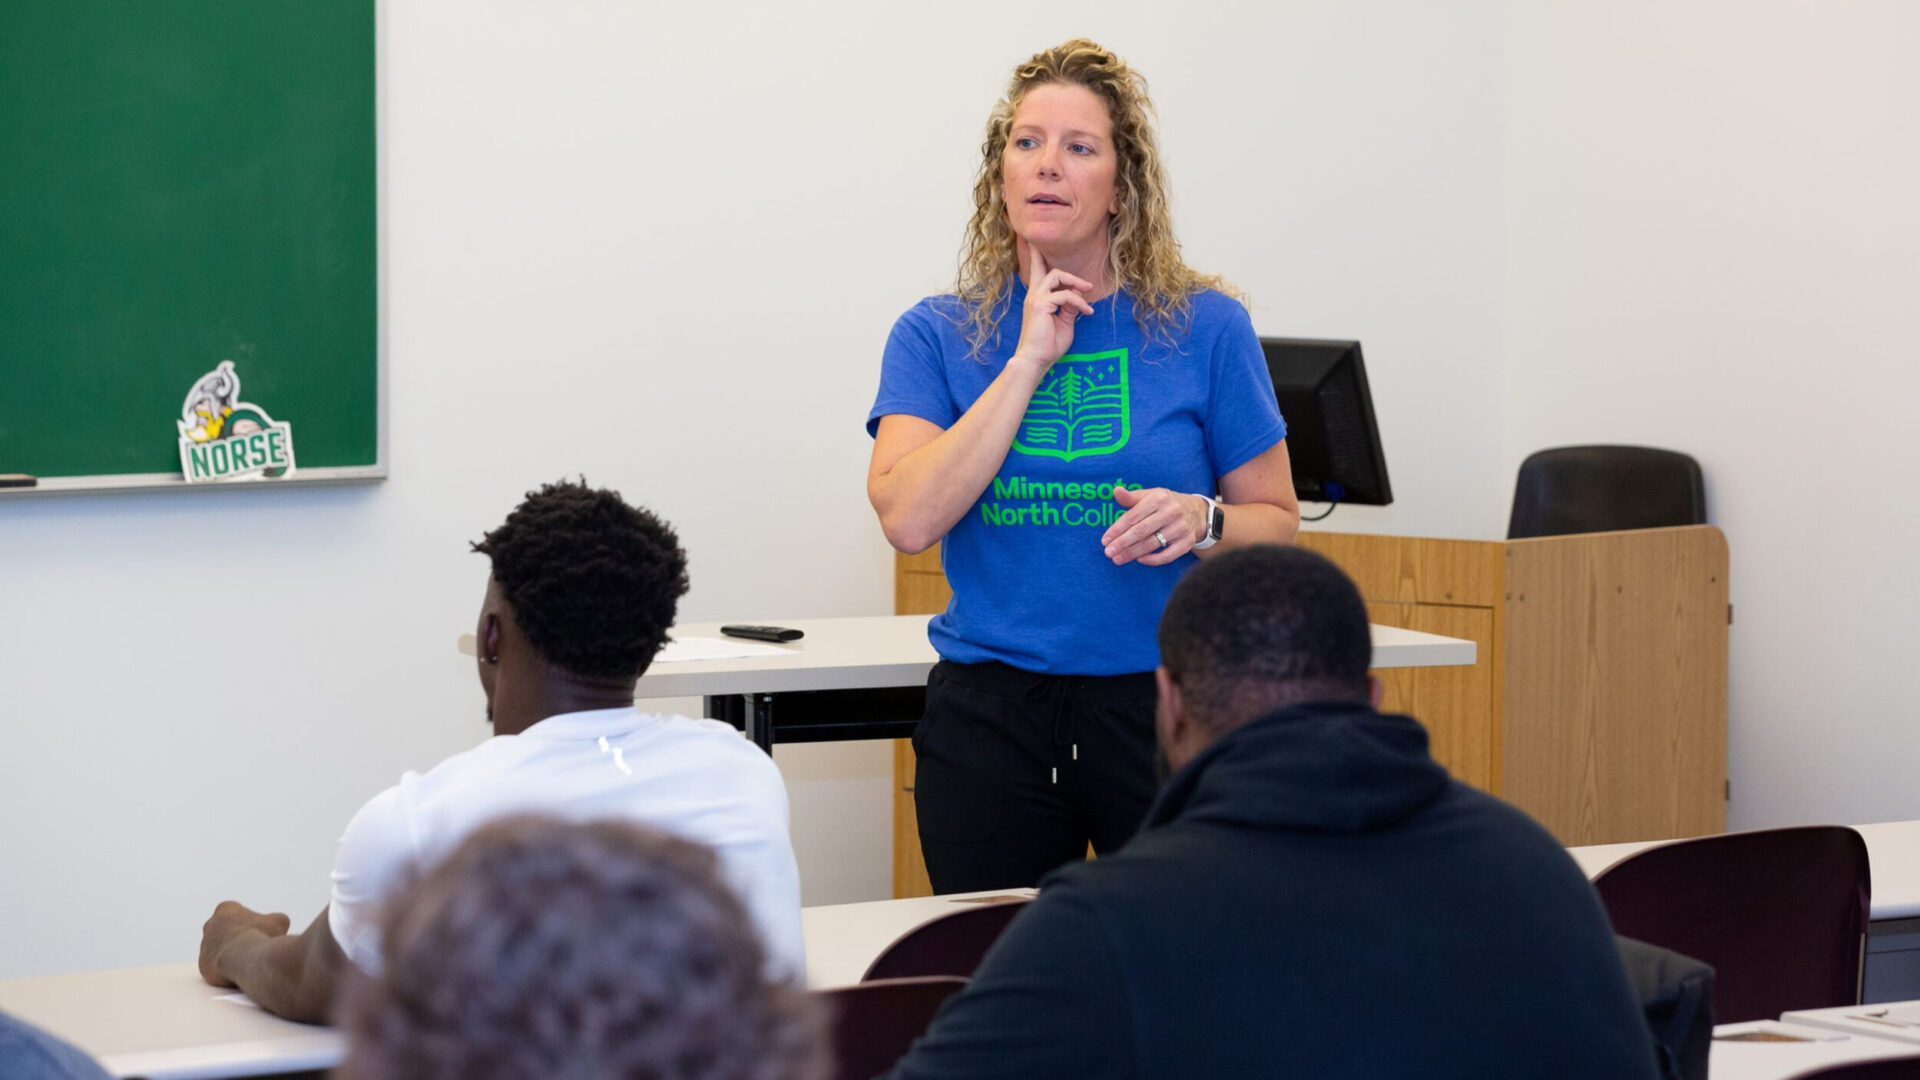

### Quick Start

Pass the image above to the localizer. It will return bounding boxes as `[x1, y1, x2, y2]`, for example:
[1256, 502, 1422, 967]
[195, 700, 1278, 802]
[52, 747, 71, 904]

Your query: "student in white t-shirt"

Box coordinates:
[195, 480, 805, 1022]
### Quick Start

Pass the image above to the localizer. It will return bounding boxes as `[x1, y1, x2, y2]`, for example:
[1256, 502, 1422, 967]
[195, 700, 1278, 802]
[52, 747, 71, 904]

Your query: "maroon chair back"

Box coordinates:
[860, 899, 1030, 982]
[815, 975, 969, 1080]
[1786, 1056, 1920, 1079]
[1592, 826, 1870, 1024]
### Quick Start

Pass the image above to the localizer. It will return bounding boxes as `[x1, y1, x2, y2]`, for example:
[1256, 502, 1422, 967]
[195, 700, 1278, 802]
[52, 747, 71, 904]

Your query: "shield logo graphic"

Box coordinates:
[1013, 349, 1131, 462]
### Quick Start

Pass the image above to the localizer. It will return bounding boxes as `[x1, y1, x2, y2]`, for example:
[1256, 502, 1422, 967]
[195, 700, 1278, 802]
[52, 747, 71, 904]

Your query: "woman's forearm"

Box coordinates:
[1195, 439, 1300, 557]
[1199, 498, 1300, 556]
[869, 357, 1048, 553]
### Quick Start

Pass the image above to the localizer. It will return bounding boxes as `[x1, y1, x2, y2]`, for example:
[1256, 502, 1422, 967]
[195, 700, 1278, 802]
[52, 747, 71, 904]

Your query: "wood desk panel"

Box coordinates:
[1367, 600, 1497, 793]
[1301, 526, 1728, 846]
[1296, 529, 1506, 609]
[1505, 526, 1730, 845]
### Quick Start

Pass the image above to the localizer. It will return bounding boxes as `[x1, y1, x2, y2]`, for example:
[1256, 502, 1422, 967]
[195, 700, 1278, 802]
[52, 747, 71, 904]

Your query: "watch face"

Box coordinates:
[1209, 503, 1225, 541]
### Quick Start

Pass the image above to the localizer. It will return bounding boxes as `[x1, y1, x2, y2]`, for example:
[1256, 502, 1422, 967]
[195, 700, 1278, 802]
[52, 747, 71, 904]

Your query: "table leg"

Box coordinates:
[748, 693, 775, 754]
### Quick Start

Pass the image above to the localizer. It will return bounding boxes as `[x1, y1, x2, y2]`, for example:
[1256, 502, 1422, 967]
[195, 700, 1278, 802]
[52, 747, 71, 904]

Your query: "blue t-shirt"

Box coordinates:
[868, 282, 1285, 675]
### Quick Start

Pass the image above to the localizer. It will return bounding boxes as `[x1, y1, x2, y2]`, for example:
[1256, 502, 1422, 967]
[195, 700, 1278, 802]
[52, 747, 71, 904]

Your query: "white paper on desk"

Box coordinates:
[214, 992, 260, 1009]
[656, 636, 792, 662]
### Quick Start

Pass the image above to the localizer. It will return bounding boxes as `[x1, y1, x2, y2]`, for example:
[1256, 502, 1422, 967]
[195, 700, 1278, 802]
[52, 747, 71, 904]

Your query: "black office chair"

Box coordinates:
[1507, 445, 1707, 539]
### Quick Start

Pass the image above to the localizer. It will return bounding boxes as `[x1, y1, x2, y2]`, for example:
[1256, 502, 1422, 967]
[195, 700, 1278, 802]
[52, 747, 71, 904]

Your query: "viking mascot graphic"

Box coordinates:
[176, 361, 295, 481]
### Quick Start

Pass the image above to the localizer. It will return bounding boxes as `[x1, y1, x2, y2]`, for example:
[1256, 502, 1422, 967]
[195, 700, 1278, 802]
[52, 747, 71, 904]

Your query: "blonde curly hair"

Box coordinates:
[956, 38, 1242, 360]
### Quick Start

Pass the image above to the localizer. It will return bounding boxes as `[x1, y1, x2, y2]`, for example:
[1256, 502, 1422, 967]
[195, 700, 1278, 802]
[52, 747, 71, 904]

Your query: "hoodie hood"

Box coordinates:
[1144, 700, 1450, 835]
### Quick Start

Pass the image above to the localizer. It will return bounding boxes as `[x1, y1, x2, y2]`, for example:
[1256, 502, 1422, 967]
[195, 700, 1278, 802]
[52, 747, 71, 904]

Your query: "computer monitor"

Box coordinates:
[1260, 337, 1392, 508]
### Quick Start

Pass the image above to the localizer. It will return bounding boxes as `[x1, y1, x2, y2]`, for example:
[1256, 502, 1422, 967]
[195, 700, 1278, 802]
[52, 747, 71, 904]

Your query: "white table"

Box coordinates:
[0, 963, 341, 1080]
[646, 615, 1477, 751]
[1783, 999, 1920, 1046]
[1709, 1020, 1920, 1079]
[0, 891, 1034, 1079]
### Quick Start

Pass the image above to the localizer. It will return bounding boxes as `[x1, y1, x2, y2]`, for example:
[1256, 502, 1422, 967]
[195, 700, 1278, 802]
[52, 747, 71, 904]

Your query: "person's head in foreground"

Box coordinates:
[470, 479, 689, 733]
[1154, 542, 1378, 772]
[337, 816, 827, 1080]
[958, 37, 1232, 355]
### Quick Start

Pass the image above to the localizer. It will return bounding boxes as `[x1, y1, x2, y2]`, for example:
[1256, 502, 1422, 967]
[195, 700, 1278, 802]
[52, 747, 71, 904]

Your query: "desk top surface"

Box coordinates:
[640, 614, 1476, 698]
[1781, 1000, 1920, 1046]
[0, 889, 1033, 1079]
[0, 962, 342, 1080]
[1708, 1020, 1920, 1080]
[1568, 819, 1920, 920]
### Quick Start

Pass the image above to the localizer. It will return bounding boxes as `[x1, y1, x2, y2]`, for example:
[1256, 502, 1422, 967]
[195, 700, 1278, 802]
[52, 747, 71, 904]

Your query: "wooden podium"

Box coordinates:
[1296, 526, 1728, 846]
[891, 524, 1728, 896]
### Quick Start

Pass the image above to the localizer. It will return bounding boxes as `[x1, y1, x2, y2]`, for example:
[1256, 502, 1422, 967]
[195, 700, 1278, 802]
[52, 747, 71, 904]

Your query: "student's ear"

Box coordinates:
[1155, 666, 1188, 748]
[481, 613, 503, 666]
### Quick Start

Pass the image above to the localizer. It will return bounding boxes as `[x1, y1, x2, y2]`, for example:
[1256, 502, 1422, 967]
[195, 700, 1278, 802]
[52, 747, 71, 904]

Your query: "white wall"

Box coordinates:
[1149, 2, 1511, 539]
[1502, 2, 1920, 829]
[0, 1, 1507, 978]
[13, 0, 1916, 984]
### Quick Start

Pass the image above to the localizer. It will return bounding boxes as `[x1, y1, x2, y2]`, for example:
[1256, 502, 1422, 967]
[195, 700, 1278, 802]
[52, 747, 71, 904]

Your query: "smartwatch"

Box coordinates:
[1192, 495, 1224, 550]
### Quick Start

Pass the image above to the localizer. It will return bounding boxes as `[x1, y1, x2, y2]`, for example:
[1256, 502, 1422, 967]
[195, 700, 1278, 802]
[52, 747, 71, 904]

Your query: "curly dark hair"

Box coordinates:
[472, 480, 689, 678]
[1158, 545, 1373, 731]
[336, 815, 829, 1080]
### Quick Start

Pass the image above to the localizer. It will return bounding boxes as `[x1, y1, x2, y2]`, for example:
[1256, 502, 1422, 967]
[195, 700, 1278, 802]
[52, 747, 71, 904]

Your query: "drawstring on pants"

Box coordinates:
[1047, 679, 1078, 784]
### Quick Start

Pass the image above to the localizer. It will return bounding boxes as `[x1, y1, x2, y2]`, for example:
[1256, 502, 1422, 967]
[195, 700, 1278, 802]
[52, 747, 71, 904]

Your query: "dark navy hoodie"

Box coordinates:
[886, 701, 1660, 1079]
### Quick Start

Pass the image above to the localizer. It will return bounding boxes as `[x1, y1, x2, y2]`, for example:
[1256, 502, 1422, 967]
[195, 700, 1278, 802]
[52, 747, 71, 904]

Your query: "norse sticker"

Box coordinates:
[176, 361, 297, 483]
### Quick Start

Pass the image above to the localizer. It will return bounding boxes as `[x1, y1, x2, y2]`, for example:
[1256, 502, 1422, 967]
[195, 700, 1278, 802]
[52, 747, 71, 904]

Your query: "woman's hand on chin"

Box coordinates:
[1009, 244, 1095, 379]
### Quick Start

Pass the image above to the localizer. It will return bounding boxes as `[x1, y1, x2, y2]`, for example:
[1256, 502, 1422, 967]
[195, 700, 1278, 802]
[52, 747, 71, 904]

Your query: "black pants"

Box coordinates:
[912, 659, 1159, 894]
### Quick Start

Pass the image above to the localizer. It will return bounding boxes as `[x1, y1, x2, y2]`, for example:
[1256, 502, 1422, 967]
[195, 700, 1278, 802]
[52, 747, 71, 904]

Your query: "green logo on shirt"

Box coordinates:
[1013, 349, 1130, 461]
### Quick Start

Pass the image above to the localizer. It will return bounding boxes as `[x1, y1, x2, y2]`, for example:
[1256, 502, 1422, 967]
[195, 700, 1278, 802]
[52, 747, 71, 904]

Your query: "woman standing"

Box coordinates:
[867, 39, 1299, 893]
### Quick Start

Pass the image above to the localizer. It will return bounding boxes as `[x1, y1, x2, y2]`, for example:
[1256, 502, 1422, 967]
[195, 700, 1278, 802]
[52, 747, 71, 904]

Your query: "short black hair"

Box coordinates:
[337, 816, 828, 1080]
[472, 480, 689, 678]
[1157, 544, 1372, 730]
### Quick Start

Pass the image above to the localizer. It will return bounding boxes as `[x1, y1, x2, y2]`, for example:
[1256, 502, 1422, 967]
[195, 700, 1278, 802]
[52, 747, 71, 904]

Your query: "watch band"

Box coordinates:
[1192, 494, 1222, 550]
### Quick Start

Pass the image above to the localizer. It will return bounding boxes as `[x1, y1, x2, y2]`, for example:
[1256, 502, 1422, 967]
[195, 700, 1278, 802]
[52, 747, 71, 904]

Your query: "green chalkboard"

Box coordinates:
[0, 1, 378, 491]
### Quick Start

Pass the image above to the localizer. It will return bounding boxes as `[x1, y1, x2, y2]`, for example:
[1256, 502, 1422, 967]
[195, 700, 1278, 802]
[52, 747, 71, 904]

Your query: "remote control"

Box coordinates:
[720, 624, 804, 643]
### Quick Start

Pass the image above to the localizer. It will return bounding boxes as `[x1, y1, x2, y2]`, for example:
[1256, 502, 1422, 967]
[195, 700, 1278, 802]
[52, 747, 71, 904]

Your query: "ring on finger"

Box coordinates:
[1154, 530, 1168, 549]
